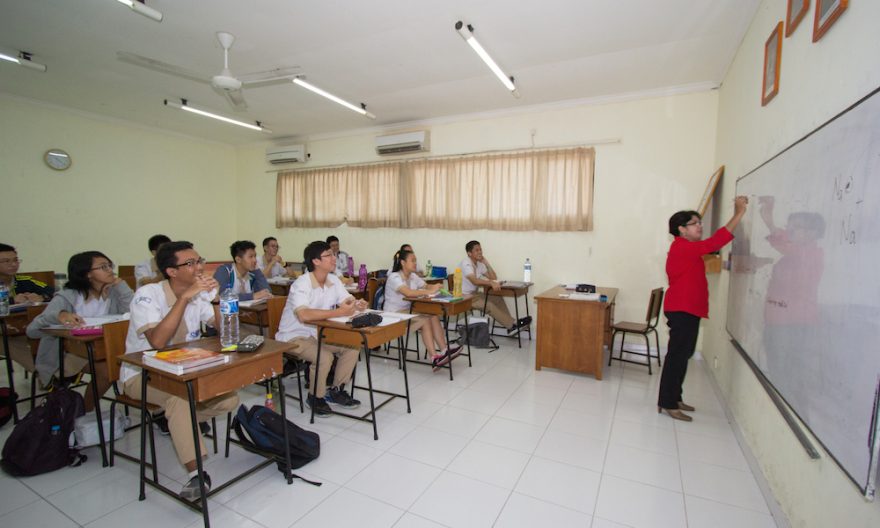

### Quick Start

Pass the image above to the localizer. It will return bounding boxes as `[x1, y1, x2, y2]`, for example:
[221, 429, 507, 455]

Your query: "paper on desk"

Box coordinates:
[566, 293, 600, 301]
[239, 298, 267, 308]
[44, 313, 129, 329]
[326, 311, 418, 326]
[267, 277, 292, 285]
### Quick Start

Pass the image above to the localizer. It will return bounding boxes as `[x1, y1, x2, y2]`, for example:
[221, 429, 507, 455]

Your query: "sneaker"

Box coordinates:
[506, 324, 520, 336]
[179, 472, 212, 501]
[307, 394, 332, 417]
[154, 415, 170, 436]
[325, 387, 361, 409]
[199, 421, 211, 436]
[446, 344, 462, 357]
[517, 316, 532, 327]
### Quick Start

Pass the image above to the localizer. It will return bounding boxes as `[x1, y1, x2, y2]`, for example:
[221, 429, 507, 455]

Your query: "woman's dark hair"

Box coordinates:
[400, 244, 412, 252]
[156, 241, 194, 279]
[392, 249, 414, 273]
[65, 251, 112, 295]
[668, 210, 701, 237]
[304, 241, 331, 272]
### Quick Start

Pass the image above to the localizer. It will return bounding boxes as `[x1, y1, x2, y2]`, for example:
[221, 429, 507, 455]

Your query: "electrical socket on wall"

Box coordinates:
[713, 356, 719, 369]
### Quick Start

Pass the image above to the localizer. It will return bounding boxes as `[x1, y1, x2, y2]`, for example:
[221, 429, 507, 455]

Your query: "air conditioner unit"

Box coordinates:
[375, 130, 430, 155]
[266, 144, 307, 164]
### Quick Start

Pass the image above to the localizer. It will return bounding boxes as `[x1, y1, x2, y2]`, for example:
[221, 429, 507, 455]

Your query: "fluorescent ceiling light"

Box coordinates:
[292, 77, 376, 119]
[455, 21, 519, 98]
[115, 0, 163, 22]
[0, 48, 47, 72]
[164, 99, 270, 133]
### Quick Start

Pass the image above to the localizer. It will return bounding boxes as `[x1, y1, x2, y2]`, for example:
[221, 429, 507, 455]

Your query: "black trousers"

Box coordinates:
[657, 311, 701, 409]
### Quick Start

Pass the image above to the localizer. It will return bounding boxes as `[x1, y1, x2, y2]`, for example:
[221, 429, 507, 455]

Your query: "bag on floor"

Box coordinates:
[74, 410, 129, 447]
[1, 389, 87, 476]
[0, 387, 18, 428]
[232, 404, 321, 483]
[457, 317, 491, 347]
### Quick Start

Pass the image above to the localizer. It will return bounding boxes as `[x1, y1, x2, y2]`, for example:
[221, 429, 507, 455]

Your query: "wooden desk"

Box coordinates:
[482, 282, 533, 348]
[0, 311, 29, 423]
[534, 287, 617, 380]
[120, 337, 295, 528]
[268, 279, 293, 297]
[310, 318, 412, 440]
[239, 301, 269, 336]
[406, 295, 474, 381]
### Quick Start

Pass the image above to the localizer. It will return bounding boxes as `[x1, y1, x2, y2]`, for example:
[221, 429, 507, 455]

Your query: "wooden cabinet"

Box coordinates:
[534, 286, 617, 380]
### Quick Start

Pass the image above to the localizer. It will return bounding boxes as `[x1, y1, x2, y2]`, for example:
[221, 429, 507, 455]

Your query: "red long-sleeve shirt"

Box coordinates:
[663, 227, 734, 318]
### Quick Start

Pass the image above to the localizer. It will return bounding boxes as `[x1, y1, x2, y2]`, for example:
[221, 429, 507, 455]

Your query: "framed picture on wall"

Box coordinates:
[762, 22, 783, 106]
[785, 0, 809, 37]
[813, 0, 848, 42]
[697, 165, 724, 217]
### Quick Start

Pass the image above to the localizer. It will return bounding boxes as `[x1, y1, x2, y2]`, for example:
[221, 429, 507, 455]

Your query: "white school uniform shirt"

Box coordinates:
[334, 250, 351, 277]
[459, 258, 488, 295]
[134, 257, 158, 284]
[384, 271, 426, 312]
[259, 254, 286, 278]
[230, 267, 253, 295]
[120, 281, 216, 383]
[73, 292, 111, 318]
[275, 272, 352, 342]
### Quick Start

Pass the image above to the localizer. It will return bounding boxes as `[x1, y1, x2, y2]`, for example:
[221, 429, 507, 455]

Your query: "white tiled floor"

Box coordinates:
[0, 336, 785, 527]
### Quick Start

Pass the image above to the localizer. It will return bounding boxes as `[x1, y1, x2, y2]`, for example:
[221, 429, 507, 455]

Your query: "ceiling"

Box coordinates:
[0, 0, 760, 145]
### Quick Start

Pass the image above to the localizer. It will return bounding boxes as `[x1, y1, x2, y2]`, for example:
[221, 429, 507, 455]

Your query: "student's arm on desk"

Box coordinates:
[144, 276, 217, 348]
[296, 298, 358, 323]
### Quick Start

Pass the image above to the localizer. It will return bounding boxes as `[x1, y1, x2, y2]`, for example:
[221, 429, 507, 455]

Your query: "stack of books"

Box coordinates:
[142, 347, 230, 375]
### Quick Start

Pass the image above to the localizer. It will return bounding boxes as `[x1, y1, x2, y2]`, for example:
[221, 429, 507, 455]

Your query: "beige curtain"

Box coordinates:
[276, 146, 594, 231]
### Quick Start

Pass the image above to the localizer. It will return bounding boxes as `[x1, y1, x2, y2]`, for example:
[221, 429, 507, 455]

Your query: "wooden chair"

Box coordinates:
[22, 304, 51, 409]
[608, 288, 664, 374]
[267, 296, 304, 412]
[117, 265, 136, 290]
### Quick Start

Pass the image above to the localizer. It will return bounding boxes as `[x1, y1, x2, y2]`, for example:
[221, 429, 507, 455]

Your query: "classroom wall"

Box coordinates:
[707, 1, 880, 527]
[0, 94, 239, 273]
[235, 90, 720, 333]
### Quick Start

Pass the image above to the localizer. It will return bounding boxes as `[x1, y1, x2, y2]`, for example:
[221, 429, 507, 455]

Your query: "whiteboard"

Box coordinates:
[727, 87, 880, 496]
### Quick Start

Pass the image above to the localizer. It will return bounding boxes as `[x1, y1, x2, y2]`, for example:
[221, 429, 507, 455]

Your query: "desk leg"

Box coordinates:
[138, 369, 148, 500]
[277, 375, 293, 484]
[85, 343, 108, 467]
[361, 339, 379, 441]
[58, 336, 65, 384]
[258, 311, 266, 337]
[311, 330, 323, 424]
[464, 312, 472, 367]
[1, 320, 19, 423]
[525, 291, 533, 341]
[186, 381, 210, 528]
[398, 335, 411, 413]
[442, 310, 454, 381]
[513, 293, 522, 349]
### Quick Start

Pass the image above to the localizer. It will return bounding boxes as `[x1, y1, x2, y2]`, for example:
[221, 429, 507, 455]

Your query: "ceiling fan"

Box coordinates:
[118, 31, 299, 110]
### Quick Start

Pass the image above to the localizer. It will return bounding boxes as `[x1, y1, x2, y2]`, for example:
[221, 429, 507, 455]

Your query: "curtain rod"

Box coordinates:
[264, 138, 622, 174]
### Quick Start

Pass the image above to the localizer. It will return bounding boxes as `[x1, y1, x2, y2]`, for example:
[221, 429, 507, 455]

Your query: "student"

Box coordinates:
[385, 249, 461, 370]
[121, 241, 238, 500]
[276, 240, 364, 417]
[391, 244, 424, 276]
[460, 241, 529, 335]
[326, 235, 353, 281]
[27, 251, 133, 409]
[658, 196, 748, 422]
[212, 240, 272, 300]
[259, 237, 288, 278]
[134, 234, 170, 287]
[0, 243, 54, 302]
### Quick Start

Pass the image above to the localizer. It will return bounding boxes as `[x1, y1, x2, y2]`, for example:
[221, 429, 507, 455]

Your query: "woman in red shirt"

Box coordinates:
[658, 196, 748, 421]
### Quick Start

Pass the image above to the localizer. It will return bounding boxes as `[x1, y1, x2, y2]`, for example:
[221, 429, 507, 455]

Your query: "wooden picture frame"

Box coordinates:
[762, 22, 783, 106]
[698, 165, 724, 217]
[813, 0, 848, 42]
[786, 0, 809, 37]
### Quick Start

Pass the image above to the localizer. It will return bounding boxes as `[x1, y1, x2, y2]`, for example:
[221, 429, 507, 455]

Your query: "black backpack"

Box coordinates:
[1, 389, 87, 476]
[232, 404, 321, 484]
[0, 387, 18, 428]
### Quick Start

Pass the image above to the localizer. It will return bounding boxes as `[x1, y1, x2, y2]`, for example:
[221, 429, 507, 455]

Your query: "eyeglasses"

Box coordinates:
[319, 252, 335, 260]
[0, 258, 22, 265]
[172, 257, 206, 269]
[685, 220, 702, 227]
[90, 263, 115, 272]
[267, 244, 280, 249]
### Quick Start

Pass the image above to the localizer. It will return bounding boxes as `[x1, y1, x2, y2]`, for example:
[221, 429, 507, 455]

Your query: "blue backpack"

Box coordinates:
[232, 404, 321, 483]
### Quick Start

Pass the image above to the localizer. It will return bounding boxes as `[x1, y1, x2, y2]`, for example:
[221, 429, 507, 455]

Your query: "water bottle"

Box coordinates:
[524, 258, 532, 282]
[347, 255, 354, 277]
[219, 288, 240, 347]
[453, 267, 463, 297]
[358, 264, 368, 291]
[425, 260, 433, 278]
[0, 282, 9, 316]
[264, 392, 275, 411]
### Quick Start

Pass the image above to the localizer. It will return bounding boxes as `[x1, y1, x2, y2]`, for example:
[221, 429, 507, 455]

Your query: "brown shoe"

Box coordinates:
[658, 407, 693, 422]
[678, 402, 695, 412]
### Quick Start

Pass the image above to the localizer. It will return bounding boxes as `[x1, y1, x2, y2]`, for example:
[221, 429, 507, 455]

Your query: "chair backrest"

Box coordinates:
[267, 296, 287, 339]
[117, 265, 136, 289]
[366, 278, 379, 306]
[446, 274, 454, 292]
[371, 284, 385, 311]
[645, 288, 664, 329]
[103, 319, 131, 383]
[20, 270, 55, 291]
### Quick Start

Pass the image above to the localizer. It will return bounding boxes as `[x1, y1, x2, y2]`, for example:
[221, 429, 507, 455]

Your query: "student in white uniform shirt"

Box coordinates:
[121, 241, 238, 501]
[134, 234, 170, 287]
[259, 236, 288, 278]
[212, 240, 272, 301]
[276, 240, 365, 417]
[460, 240, 531, 335]
[27, 251, 133, 410]
[326, 235, 353, 284]
[385, 249, 461, 370]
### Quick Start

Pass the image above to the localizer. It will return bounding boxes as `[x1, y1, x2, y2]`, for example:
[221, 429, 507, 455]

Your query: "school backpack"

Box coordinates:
[456, 317, 492, 348]
[232, 404, 321, 484]
[1, 389, 87, 476]
[0, 387, 18, 428]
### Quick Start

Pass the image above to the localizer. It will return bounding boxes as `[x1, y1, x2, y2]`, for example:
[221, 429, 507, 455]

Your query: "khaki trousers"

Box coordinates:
[290, 337, 359, 398]
[472, 295, 515, 328]
[123, 376, 239, 466]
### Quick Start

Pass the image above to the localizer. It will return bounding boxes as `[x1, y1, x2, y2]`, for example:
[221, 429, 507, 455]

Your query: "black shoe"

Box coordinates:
[325, 387, 360, 409]
[507, 324, 520, 336]
[517, 316, 532, 327]
[199, 421, 211, 436]
[307, 394, 332, 417]
[179, 472, 212, 501]
[154, 415, 170, 436]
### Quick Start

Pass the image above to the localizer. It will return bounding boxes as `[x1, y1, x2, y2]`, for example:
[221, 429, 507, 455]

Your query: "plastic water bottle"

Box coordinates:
[0, 282, 9, 316]
[347, 255, 354, 277]
[358, 264, 368, 291]
[425, 260, 433, 278]
[453, 267, 463, 297]
[264, 392, 275, 411]
[523, 258, 532, 282]
[219, 288, 240, 347]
